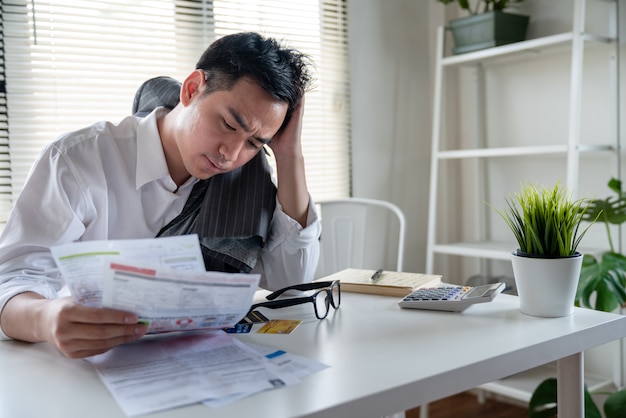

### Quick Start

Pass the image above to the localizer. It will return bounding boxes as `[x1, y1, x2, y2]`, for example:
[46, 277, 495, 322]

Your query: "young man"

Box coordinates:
[0, 32, 320, 359]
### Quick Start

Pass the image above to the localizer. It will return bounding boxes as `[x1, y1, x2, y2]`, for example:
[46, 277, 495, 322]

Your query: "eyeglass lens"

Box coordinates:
[331, 281, 340, 308]
[312, 282, 341, 319]
[313, 291, 331, 319]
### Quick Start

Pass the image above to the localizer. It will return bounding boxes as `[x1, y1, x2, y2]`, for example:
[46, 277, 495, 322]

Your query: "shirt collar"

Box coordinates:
[135, 107, 173, 189]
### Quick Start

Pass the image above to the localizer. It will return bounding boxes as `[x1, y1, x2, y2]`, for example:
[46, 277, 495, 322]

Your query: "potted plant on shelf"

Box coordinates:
[437, 0, 530, 54]
[491, 181, 596, 317]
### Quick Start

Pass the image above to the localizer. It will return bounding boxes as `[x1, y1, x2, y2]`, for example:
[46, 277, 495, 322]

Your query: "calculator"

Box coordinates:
[398, 282, 505, 312]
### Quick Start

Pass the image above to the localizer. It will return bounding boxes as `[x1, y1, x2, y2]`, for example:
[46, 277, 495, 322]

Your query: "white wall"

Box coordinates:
[347, 0, 440, 274]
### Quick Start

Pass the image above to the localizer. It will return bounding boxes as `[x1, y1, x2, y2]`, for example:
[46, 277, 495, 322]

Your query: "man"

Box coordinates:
[0, 32, 320, 359]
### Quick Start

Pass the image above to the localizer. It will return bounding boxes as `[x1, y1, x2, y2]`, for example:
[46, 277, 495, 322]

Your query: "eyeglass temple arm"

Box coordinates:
[249, 297, 312, 311]
[266, 281, 334, 300]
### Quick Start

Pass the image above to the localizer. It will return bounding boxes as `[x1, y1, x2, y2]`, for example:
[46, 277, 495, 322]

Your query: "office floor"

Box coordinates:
[405, 392, 528, 418]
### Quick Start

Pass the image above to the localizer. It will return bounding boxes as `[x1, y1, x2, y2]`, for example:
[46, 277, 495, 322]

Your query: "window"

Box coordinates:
[1, 0, 351, 223]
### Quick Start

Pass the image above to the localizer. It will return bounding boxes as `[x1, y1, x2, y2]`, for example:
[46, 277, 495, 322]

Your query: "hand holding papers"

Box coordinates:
[52, 236, 329, 416]
[51, 235, 260, 333]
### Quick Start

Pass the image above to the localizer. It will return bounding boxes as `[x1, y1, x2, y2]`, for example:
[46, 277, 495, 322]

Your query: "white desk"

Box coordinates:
[1, 293, 625, 418]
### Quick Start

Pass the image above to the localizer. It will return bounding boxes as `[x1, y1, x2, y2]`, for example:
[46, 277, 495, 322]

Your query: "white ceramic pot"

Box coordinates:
[510, 251, 583, 317]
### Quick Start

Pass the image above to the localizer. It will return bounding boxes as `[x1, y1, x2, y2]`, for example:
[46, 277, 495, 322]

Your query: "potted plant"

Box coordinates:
[491, 181, 596, 317]
[525, 178, 626, 417]
[437, 0, 530, 54]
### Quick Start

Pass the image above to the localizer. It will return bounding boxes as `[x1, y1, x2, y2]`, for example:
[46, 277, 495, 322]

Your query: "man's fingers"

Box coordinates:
[56, 321, 147, 341]
[47, 299, 148, 358]
[58, 301, 138, 325]
[55, 324, 148, 359]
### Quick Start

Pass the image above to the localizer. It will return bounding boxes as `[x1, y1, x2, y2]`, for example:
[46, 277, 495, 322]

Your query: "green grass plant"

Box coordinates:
[436, 0, 524, 15]
[492, 182, 595, 257]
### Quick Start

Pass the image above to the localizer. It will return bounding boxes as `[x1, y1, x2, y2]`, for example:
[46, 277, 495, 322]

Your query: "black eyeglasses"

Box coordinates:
[247, 281, 341, 320]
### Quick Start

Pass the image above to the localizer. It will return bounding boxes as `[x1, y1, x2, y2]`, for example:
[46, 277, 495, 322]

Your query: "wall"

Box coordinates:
[347, 0, 439, 274]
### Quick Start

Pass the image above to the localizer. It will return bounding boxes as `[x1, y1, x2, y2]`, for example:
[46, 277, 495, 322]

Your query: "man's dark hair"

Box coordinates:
[196, 32, 313, 130]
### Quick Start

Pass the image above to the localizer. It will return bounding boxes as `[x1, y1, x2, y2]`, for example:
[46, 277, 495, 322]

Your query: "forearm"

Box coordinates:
[256, 200, 321, 290]
[0, 292, 50, 343]
[274, 153, 310, 227]
[1, 291, 148, 358]
[0, 261, 62, 341]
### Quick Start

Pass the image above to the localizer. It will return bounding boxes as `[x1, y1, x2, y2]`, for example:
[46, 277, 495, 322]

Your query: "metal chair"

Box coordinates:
[316, 197, 407, 418]
[315, 197, 406, 278]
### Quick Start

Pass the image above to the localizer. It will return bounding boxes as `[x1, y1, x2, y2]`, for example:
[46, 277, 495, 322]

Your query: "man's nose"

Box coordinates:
[219, 139, 245, 162]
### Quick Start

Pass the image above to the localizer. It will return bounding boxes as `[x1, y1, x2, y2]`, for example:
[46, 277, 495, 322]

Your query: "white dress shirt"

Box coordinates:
[0, 108, 321, 340]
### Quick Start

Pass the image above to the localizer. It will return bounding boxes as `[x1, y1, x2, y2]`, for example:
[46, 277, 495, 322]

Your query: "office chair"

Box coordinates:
[315, 197, 406, 279]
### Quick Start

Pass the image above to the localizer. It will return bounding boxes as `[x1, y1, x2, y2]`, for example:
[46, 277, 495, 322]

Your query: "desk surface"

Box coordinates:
[1, 293, 625, 418]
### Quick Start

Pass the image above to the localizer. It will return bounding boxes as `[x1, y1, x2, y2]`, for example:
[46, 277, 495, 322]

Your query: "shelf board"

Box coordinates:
[432, 241, 514, 260]
[441, 32, 613, 67]
[478, 363, 615, 403]
[436, 144, 616, 159]
[432, 242, 607, 261]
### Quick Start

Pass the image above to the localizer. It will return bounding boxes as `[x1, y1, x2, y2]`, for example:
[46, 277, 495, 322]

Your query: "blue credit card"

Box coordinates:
[223, 322, 253, 334]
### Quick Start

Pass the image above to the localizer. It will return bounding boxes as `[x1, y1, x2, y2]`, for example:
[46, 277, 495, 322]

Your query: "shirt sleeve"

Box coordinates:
[0, 143, 90, 340]
[254, 195, 321, 291]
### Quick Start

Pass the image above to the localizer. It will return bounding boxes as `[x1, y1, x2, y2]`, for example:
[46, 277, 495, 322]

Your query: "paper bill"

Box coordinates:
[50, 235, 205, 307]
[87, 332, 296, 416]
[102, 261, 260, 333]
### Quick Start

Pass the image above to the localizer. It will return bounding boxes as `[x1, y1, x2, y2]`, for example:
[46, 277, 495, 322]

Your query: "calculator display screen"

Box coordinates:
[463, 284, 500, 299]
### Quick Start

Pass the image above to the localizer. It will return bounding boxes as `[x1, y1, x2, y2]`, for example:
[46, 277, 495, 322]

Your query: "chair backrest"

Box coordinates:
[315, 197, 406, 279]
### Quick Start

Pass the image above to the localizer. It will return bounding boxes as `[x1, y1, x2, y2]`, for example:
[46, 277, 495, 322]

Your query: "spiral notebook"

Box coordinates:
[320, 268, 442, 297]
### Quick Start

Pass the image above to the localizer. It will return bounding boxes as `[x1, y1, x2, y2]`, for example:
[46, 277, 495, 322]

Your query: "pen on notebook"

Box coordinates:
[370, 269, 384, 283]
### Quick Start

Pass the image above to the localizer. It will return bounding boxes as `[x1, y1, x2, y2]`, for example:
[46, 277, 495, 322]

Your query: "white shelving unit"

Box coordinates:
[427, 1, 619, 275]
[478, 364, 614, 404]
[425, 0, 621, 406]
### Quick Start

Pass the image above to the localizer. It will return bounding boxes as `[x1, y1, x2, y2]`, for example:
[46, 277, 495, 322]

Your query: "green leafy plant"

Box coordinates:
[577, 178, 626, 312]
[437, 0, 525, 15]
[529, 377, 626, 418]
[491, 182, 596, 257]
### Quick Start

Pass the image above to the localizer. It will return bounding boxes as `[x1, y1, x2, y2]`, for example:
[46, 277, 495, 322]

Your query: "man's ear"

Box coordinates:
[180, 69, 205, 106]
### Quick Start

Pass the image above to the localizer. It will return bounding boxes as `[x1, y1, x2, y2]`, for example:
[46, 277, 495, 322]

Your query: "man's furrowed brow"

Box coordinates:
[229, 108, 272, 145]
[229, 108, 250, 131]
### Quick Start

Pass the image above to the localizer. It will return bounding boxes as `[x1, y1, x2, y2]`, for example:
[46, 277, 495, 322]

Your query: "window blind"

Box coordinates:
[0, 4, 10, 221]
[2, 0, 351, 223]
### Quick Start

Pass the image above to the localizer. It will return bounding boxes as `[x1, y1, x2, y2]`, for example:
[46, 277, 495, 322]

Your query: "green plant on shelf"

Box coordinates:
[436, 0, 525, 16]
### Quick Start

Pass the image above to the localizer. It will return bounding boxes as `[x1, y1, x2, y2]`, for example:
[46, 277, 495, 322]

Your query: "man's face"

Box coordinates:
[175, 76, 287, 180]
